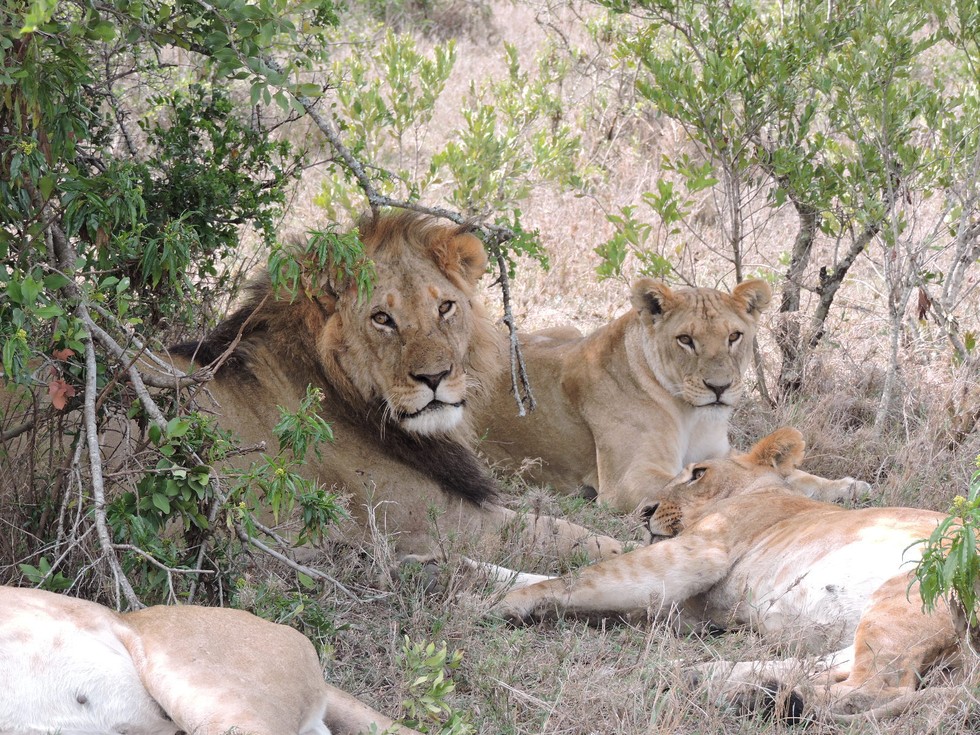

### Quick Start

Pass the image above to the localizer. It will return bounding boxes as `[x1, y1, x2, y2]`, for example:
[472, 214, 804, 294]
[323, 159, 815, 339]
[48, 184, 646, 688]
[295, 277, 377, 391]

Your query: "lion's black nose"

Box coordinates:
[413, 369, 450, 390]
[703, 380, 731, 400]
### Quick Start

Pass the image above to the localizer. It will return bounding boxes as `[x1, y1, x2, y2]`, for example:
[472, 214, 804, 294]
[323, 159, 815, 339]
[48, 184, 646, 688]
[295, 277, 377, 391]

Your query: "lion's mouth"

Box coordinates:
[401, 399, 464, 420]
[700, 399, 730, 408]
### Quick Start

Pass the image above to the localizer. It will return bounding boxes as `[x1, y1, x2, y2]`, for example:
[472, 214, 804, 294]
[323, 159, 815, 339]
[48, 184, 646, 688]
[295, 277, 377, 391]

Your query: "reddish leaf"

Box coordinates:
[52, 348, 75, 361]
[48, 379, 76, 410]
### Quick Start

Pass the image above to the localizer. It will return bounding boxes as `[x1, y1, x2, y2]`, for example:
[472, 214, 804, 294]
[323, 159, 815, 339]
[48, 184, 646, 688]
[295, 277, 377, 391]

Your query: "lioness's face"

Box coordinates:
[631, 278, 772, 409]
[331, 224, 493, 436]
[642, 427, 804, 540]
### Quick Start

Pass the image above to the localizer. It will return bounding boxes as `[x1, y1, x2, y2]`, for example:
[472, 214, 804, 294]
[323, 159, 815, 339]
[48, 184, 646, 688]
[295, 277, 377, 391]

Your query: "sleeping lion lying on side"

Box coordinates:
[489, 428, 965, 721]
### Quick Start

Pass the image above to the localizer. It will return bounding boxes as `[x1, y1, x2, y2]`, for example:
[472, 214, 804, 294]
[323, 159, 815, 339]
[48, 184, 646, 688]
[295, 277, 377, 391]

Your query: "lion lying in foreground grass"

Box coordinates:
[0, 585, 418, 735]
[489, 428, 964, 721]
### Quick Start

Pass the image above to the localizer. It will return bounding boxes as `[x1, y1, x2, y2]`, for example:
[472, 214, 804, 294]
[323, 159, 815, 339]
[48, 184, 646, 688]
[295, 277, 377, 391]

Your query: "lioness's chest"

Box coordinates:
[681, 407, 731, 465]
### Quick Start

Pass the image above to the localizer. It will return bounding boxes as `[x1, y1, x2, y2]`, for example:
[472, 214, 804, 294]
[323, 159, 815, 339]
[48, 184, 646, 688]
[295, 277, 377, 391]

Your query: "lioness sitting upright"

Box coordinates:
[491, 428, 961, 720]
[159, 211, 620, 561]
[477, 278, 863, 512]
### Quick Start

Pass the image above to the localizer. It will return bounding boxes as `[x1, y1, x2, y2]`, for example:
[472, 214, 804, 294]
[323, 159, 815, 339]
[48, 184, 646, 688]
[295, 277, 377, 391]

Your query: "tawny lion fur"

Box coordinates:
[492, 428, 962, 720]
[0, 585, 418, 735]
[157, 211, 620, 561]
[476, 279, 864, 511]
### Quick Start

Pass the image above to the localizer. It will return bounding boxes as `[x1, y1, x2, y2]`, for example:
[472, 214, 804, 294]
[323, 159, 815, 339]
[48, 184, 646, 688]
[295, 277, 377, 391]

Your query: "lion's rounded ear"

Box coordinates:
[631, 278, 677, 319]
[747, 427, 805, 471]
[438, 232, 488, 286]
[732, 279, 772, 317]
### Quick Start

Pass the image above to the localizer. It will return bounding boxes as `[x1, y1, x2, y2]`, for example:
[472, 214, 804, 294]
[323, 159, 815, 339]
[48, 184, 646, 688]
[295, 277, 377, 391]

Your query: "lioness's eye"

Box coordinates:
[439, 300, 456, 317]
[690, 467, 706, 481]
[729, 331, 742, 344]
[372, 311, 394, 327]
[677, 335, 694, 348]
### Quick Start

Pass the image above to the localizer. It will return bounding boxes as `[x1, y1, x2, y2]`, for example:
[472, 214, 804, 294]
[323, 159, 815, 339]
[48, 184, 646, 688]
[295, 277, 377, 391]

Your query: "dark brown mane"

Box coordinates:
[169, 274, 281, 377]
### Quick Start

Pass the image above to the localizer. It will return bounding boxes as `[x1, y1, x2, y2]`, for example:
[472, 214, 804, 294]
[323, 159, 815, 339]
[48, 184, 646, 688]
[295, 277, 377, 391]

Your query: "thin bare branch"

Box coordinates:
[234, 522, 360, 602]
[1, 419, 36, 443]
[79, 302, 142, 609]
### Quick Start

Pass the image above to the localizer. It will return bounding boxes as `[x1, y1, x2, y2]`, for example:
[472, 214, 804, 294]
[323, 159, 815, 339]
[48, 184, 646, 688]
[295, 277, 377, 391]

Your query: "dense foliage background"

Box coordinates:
[3, 1, 980, 731]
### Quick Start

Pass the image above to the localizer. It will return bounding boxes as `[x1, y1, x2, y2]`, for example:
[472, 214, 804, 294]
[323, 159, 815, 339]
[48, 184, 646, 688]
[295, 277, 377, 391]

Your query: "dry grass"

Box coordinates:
[263, 500, 980, 735]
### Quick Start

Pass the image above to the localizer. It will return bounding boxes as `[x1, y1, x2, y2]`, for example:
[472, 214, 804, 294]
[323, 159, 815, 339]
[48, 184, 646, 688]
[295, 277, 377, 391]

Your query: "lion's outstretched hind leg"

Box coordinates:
[811, 575, 959, 719]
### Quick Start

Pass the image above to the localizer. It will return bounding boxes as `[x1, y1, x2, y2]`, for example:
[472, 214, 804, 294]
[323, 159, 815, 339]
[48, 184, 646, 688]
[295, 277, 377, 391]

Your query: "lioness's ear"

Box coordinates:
[631, 278, 678, 320]
[732, 279, 772, 317]
[747, 427, 805, 471]
[437, 232, 488, 286]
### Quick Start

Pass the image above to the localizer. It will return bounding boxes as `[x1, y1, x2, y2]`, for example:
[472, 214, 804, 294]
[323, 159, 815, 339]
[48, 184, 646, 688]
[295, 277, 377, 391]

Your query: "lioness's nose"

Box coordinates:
[413, 369, 450, 390]
[703, 379, 731, 399]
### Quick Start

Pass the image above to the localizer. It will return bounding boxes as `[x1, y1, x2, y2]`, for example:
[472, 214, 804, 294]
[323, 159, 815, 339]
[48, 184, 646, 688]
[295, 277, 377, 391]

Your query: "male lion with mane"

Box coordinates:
[164, 211, 620, 561]
[476, 279, 865, 512]
[490, 428, 964, 721]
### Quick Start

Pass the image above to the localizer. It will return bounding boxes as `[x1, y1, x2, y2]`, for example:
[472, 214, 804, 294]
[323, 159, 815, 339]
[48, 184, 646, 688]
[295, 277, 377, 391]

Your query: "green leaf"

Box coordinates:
[166, 417, 190, 438]
[152, 493, 171, 514]
[43, 273, 70, 290]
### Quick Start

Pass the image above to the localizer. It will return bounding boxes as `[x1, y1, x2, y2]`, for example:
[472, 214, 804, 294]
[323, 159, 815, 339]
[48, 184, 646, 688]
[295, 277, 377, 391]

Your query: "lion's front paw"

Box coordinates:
[574, 533, 623, 561]
[838, 478, 872, 503]
[850, 478, 872, 498]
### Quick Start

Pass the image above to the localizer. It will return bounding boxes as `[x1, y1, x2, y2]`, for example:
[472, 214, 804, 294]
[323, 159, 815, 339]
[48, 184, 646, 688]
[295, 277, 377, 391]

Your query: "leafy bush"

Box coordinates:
[916, 457, 980, 630]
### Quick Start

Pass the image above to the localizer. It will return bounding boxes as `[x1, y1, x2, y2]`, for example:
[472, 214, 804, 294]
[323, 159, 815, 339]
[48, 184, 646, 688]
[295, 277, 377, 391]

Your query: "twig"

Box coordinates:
[234, 522, 360, 602]
[79, 302, 142, 609]
[36, 524, 95, 590]
[487, 238, 535, 415]
[112, 543, 215, 576]
[488, 676, 557, 714]
[55, 432, 88, 559]
[84, 312, 212, 389]
[1, 419, 36, 442]
[90, 302, 211, 381]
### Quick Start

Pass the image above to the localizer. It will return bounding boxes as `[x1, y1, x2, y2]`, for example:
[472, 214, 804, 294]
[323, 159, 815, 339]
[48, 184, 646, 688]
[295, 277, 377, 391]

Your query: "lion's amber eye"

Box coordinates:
[729, 331, 742, 344]
[690, 467, 706, 481]
[677, 335, 694, 348]
[372, 311, 394, 328]
[439, 300, 456, 317]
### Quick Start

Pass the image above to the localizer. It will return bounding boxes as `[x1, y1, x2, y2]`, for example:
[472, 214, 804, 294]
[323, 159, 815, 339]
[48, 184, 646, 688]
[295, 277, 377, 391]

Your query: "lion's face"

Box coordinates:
[324, 214, 500, 436]
[630, 278, 772, 409]
[642, 427, 806, 540]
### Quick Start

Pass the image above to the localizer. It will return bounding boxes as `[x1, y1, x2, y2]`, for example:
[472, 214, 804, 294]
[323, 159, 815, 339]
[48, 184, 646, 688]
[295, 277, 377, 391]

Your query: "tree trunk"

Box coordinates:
[776, 203, 818, 397]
